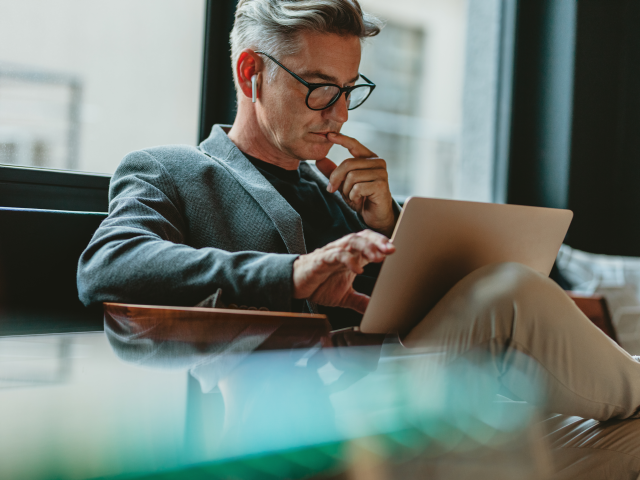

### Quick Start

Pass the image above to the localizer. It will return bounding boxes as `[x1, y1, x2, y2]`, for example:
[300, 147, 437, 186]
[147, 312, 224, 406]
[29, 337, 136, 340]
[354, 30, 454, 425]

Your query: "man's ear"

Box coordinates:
[236, 50, 262, 101]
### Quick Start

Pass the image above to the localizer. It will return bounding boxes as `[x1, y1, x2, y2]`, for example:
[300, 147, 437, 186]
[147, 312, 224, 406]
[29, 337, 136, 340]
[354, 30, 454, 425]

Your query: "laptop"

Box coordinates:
[359, 197, 573, 335]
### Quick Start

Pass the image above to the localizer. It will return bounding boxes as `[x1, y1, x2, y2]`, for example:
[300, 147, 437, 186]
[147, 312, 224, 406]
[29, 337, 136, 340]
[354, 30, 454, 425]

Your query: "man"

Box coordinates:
[79, 0, 640, 476]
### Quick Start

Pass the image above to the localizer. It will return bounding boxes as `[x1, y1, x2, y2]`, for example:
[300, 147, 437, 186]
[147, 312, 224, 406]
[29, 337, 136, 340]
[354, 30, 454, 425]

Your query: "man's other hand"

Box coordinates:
[316, 133, 397, 237]
[293, 230, 395, 314]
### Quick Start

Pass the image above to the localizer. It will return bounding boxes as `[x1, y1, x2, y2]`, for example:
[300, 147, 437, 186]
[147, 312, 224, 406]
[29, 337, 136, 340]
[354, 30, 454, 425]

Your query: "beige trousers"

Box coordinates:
[404, 262, 640, 478]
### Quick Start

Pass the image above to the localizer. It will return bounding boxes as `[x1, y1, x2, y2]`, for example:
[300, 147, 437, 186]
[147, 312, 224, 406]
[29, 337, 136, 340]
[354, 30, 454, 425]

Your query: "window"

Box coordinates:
[1, 0, 509, 206]
[329, 0, 507, 203]
[0, 0, 206, 174]
[329, 0, 468, 201]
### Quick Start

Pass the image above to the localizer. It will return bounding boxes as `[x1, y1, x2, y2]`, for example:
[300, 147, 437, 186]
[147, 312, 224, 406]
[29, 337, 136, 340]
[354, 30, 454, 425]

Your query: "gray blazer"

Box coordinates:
[77, 125, 370, 313]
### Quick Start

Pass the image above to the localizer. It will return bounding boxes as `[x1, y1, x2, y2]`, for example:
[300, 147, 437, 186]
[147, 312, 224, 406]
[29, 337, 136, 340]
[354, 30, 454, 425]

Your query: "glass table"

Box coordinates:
[0, 305, 550, 480]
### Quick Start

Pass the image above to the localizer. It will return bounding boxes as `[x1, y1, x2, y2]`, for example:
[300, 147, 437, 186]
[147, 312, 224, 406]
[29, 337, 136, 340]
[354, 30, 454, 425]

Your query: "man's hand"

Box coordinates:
[316, 133, 397, 237]
[293, 230, 395, 314]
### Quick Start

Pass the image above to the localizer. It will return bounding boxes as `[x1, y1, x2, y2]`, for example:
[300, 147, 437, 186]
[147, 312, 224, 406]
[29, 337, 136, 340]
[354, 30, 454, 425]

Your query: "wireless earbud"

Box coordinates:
[251, 74, 257, 103]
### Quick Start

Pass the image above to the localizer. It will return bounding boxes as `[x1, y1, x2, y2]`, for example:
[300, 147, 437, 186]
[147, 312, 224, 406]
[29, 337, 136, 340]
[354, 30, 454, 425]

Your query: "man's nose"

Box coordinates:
[324, 93, 349, 124]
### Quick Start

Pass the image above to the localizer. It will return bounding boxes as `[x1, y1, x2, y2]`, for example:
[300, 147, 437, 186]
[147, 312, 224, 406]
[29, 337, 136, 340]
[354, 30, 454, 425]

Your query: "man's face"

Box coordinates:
[257, 32, 362, 161]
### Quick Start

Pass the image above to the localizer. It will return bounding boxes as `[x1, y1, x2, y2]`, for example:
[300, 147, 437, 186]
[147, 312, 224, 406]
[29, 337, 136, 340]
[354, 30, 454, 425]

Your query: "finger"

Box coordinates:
[327, 158, 386, 193]
[328, 230, 395, 256]
[321, 248, 366, 274]
[339, 250, 366, 274]
[323, 232, 396, 275]
[360, 230, 396, 255]
[340, 289, 370, 314]
[348, 230, 396, 254]
[342, 168, 387, 199]
[355, 229, 396, 249]
[315, 157, 337, 179]
[327, 132, 376, 158]
[346, 232, 384, 262]
[348, 180, 389, 206]
[345, 231, 395, 261]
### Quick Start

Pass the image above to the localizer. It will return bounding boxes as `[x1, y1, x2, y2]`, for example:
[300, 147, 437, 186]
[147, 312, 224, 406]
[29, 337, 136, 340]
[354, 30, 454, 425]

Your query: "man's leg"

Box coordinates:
[543, 414, 640, 479]
[403, 262, 640, 421]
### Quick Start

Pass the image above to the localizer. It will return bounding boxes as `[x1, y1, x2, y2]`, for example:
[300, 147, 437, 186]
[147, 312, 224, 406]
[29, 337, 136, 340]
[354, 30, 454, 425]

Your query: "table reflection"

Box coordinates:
[103, 303, 550, 479]
[0, 305, 551, 480]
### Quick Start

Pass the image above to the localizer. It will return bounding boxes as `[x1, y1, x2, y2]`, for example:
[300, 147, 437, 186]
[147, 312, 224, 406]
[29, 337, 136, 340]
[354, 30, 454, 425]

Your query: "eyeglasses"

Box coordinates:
[256, 51, 376, 111]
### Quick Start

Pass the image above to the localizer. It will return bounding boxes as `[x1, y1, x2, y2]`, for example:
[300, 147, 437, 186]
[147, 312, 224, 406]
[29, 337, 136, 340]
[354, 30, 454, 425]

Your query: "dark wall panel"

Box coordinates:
[0, 208, 107, 335]
[567, 0, 640, 255]
[507, 0, 576, 210]
[507, 0, 640, 257]
[199, 0, 238, 141]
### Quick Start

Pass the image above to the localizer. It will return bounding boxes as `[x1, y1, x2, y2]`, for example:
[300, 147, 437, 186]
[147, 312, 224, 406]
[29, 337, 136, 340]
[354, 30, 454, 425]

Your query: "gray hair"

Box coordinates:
[230, 0, 383, 86]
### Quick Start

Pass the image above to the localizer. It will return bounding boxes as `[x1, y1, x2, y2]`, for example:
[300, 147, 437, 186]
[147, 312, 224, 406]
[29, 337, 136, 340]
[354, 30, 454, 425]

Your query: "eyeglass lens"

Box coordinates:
[307, 85, 372, 110]
[347, 86, 371, 110]
[307, 86, 340, 109]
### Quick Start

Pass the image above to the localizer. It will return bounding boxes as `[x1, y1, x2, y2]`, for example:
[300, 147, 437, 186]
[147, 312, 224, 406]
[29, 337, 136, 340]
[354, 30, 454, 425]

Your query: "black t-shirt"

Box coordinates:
[244, 153, 381, 329]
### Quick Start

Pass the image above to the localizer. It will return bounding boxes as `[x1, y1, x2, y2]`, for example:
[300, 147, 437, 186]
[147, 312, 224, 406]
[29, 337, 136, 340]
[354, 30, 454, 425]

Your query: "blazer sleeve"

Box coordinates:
[77, 150, 298, 311]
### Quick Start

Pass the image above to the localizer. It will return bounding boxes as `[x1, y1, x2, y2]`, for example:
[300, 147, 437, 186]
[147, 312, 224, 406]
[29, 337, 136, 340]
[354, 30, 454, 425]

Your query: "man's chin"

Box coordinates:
[303, 144, 333, 161]
[290, 138, 332, 161]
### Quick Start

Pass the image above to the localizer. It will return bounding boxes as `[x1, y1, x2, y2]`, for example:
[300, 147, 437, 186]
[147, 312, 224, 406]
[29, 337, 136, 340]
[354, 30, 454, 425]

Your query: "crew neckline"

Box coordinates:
[243, 152, 301, 181]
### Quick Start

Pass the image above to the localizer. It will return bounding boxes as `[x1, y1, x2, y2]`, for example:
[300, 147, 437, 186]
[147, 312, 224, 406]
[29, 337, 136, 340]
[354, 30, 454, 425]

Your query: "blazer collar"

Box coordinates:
[199, 124, 307, 256]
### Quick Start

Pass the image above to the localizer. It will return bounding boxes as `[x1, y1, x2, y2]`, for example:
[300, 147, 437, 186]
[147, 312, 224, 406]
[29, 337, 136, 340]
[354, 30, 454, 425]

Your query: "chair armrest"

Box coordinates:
[566, 292, 619, 343]
[103, 302, 331, 350]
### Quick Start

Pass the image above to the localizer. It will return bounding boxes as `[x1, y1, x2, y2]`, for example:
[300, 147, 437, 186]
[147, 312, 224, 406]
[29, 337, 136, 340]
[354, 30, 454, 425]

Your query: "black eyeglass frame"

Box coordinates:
[256, 51, 376, 111]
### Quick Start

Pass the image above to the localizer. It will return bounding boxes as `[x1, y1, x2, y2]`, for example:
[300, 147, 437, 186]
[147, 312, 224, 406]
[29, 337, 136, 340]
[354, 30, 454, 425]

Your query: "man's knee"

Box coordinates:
[408, 263, 554, 347]
[474, 262, 544, 289]
[461, 262, 551, 313]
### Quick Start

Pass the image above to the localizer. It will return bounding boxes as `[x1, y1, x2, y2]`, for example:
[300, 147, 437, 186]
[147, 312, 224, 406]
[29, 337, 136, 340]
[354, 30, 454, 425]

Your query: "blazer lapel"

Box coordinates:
[200, 125, 319, 313]
[199, 125, 307, 256]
